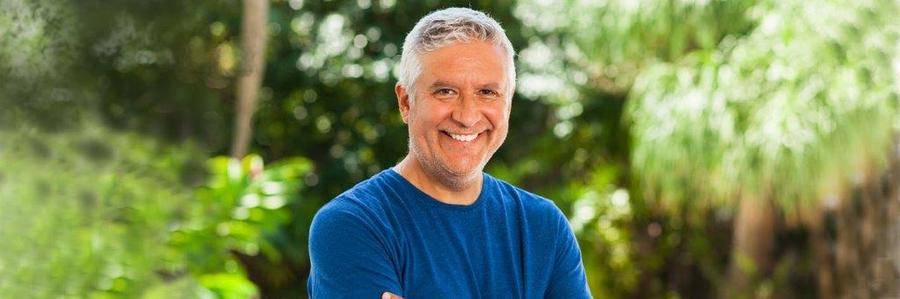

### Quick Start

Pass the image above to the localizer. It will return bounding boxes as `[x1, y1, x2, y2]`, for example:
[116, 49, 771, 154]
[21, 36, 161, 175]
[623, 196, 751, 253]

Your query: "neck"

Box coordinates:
[393, 155, 483, 205]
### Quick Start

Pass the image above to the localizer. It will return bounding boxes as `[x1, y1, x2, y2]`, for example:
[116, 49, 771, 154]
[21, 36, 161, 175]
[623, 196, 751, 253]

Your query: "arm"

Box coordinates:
[544, 210, 592, 299]
[307, 201, 403, 298]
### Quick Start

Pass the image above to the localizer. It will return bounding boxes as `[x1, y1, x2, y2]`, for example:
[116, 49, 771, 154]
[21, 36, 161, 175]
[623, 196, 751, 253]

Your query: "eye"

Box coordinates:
[478, 89, 500, 98]
[433, 88, 457, 98]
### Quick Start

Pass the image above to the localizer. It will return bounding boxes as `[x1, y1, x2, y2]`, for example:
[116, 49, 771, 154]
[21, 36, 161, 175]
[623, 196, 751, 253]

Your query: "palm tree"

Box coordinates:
[626, 1, 898, 296]
[517, 0, 899, 296]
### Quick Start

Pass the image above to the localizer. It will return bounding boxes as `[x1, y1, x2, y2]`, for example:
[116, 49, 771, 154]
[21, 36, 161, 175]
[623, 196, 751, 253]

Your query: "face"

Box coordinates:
[396, 41, 512, 189]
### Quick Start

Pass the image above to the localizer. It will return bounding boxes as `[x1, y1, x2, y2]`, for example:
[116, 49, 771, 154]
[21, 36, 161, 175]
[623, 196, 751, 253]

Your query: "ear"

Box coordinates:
[395, 83, 411, 124]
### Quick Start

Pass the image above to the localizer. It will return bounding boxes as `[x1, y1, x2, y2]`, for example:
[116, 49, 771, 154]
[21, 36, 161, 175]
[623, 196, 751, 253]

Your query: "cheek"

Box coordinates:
[430, 109, 455, 124]
[408, 104, 450, 133]
[485, 104, 511, 129]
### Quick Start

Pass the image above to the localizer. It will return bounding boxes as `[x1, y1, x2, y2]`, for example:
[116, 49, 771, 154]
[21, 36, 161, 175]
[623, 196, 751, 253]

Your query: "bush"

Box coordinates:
[0, 123, 309, 298]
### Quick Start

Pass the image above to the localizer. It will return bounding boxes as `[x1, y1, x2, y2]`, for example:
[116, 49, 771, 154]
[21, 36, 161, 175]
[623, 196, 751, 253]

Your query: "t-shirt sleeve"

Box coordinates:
[544, 208, 591, 299]
[307, 200, 402, 298]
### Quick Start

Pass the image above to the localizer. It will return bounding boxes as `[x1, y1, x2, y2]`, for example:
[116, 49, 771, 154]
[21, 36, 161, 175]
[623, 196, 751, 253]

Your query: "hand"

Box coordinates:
[382, 291, 404, 299]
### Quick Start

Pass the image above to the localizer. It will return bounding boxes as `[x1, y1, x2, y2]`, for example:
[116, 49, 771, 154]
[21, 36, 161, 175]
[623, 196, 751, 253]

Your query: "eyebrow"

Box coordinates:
[427, 80, 504, 90]
[477, 83, 502, 91]
[428, 81, 455, 90]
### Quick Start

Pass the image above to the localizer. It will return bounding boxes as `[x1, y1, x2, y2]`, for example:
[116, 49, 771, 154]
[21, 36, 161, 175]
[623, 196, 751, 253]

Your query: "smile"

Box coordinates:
[442, 131, 481, 142]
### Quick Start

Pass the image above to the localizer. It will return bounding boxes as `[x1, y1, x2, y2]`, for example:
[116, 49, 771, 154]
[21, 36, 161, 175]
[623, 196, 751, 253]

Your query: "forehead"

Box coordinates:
[418, 41, 509, 87]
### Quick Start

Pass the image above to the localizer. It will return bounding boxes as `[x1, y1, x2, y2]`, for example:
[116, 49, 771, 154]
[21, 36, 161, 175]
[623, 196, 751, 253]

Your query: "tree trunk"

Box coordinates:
[230, 0, 273, 296]
[832, 140, 900, 298]
[726, 195, 776, 298]
[808, 207, 835, 299]
[231, 0, 270, 158]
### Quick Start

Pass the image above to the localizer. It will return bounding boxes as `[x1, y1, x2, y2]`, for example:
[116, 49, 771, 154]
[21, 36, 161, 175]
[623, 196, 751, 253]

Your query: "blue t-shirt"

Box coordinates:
[307, 169, 591, 298]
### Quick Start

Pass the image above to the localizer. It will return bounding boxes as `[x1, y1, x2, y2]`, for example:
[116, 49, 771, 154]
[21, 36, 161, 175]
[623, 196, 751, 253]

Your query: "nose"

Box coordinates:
[451, 95, 480, 128]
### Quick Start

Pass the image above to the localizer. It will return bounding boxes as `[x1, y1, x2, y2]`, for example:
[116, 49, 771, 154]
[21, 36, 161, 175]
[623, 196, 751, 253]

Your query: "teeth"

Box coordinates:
[449, 133, 478, 142]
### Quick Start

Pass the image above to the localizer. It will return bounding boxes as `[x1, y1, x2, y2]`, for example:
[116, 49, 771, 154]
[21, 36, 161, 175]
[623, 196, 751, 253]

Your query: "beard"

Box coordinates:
[407, 136, 491, 191]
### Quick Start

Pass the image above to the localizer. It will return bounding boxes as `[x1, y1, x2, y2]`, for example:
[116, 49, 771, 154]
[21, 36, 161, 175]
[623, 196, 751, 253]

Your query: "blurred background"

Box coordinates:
[1, 0, 898, 298]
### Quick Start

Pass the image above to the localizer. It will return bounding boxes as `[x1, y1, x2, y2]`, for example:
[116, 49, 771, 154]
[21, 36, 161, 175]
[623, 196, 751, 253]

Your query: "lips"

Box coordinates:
[441, 130, 482, 142]
[449, 133, 477, 142]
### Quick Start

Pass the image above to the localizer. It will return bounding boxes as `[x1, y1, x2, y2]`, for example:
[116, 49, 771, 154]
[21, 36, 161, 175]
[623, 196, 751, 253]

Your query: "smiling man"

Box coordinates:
[307, 7, 591, 299]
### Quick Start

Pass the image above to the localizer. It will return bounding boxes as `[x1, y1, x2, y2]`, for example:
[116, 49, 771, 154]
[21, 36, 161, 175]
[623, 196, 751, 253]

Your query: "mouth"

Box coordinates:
[441, 130, 483, 142]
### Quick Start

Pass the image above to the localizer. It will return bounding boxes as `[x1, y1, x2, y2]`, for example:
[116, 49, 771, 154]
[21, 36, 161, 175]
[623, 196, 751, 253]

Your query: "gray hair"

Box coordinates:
[397, 7, 516, 98]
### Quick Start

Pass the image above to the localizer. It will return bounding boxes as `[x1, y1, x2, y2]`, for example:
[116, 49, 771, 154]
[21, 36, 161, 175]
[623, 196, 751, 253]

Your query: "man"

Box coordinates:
[307, 7, 591, 298]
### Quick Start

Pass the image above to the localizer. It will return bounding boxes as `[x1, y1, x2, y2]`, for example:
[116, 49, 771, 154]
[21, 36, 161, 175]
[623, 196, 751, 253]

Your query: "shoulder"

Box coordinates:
[486, 173, 568, 225]
[306, 173, 407, 297]
[309, 170, 400, 239]
[485, 174, 580, 270]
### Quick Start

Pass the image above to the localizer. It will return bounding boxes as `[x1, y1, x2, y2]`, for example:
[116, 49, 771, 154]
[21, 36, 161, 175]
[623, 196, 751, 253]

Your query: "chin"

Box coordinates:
[446, 162, 487, 177]
[411, 144, 488, 189]
[438, 171, 481, 191]
[429, 159, 478, 184]
[442, 158, 484, 175]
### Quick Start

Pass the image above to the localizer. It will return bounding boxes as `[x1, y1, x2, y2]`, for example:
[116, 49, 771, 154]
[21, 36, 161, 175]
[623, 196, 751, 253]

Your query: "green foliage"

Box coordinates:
[0, 122, 310, 298]
[0, 122, 206, 298]
[196, 273, 259, 299]
[517, 0, 899, 297]
[172, 154, 310, 276]
[562, 167, 640, 296]
[627, 0, 900, 210]
[0, 0, 87, 129]
[162, 152, 311, 299]
[515, 0, 757, 100]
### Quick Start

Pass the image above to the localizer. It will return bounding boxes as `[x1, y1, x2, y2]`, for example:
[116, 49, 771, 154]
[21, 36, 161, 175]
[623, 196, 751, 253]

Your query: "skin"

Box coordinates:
[393, 40, 513, 206]
[382, 292, 403, 299]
